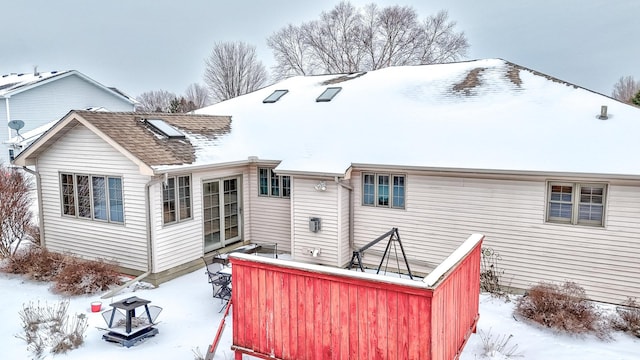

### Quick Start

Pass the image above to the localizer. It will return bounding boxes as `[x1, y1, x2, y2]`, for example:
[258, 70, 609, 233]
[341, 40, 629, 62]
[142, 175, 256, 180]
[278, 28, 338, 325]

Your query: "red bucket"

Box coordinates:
[91, 301, 102, 312]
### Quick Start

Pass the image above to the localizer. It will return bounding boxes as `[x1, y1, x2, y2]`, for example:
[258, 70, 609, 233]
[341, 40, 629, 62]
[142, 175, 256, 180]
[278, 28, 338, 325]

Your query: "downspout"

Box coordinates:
[21, 166, 45, 248]
[101, 175, 164, 299]
[334, 177, 354, 251]
[5, 97, 10, 125]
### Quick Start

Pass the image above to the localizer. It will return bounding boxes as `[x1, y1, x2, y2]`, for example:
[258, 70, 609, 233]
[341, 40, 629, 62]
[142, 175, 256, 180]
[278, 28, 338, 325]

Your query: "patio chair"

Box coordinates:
[203, 258, 232, 311]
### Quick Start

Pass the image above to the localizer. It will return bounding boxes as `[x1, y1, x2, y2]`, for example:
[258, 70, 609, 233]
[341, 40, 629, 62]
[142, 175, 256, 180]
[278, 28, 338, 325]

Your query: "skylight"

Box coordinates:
[145, 119, 185, 139]
[263, 89, 288, 103]
[316, 87, 342, 102]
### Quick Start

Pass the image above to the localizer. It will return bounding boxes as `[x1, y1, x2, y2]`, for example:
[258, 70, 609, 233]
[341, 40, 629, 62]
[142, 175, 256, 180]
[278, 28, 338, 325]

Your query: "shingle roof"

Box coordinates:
[76, 111, 231, 167]
[14, 111, 231, 169]
[0, 70, 135, 103]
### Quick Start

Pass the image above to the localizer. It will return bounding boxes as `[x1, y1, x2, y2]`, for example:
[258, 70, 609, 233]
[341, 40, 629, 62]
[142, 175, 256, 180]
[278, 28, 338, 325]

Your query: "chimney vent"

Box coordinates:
[599, 105, 608, 120]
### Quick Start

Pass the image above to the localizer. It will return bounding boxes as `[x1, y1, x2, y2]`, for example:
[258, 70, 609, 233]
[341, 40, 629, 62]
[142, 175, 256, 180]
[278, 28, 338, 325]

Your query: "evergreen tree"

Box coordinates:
[632, 90, 640, 107]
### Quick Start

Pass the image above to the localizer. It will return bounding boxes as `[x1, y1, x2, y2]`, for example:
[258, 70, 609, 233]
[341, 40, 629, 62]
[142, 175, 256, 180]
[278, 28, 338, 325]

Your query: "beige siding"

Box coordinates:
[338, 182, 351, 267]
[38, 126, 149, 271]
[151, 166, 250, 272]
[245, 165, 291, 252]
[291, 178, 341, 266]
[351, 170, 640, 304]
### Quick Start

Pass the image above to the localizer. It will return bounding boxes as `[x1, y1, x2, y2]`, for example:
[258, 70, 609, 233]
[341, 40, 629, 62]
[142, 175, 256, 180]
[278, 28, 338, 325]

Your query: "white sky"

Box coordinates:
[2, 0, 638, 98]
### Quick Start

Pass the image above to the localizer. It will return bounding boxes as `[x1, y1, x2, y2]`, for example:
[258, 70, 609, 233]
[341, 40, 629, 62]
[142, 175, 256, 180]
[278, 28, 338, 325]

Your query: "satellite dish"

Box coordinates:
[8, 120, 25, 138]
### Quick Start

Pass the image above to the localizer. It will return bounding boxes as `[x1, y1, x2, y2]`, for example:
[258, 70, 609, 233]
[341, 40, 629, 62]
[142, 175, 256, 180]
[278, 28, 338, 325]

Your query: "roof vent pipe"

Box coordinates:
[599, 105, 608, 120]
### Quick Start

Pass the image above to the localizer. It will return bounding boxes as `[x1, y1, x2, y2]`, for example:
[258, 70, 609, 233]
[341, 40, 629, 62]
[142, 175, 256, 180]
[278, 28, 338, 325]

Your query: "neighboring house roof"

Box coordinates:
[14, 111, 230, 174]
[189, 58, 640, 177]
[0, 70, 136, 104]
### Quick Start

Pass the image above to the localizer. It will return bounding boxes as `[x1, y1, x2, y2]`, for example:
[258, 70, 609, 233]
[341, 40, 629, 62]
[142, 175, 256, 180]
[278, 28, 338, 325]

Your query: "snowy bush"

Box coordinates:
[515, 281, 607, 337]
[17, 300, 88, 359]
[609, 298, 640, 337]
[479, 328, 522, 358]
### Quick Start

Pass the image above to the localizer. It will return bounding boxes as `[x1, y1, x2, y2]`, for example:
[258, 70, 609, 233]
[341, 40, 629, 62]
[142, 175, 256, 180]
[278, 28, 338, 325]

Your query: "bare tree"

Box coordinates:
[0, 166, 34, 257]
[184, 83, 211, 109]
[135, 89, 177, 112]
[268, 1, 469, 79]
[612, 76, 640, 104]
[169, 97, 197, 113]
[204, 41, 268, 103]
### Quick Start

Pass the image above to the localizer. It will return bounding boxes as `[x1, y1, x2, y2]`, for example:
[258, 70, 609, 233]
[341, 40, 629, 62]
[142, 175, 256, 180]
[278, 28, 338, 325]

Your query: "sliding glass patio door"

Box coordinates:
[203, 176, 241, 252]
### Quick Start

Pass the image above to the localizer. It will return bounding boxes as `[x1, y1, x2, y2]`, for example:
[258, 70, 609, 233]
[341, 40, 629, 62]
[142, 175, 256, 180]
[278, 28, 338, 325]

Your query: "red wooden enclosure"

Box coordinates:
[229, 234, 483, 360]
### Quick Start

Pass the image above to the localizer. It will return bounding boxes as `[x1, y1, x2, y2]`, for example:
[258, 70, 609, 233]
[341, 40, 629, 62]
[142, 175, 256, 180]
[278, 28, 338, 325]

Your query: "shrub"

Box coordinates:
[0, 166, 34, 258]
[609, 298, 640, 337]
[480, 247, 509, 298]
[515, 281, 605, 336]
[52, 256, 122, 295]
[2, 245, 122, 295]
[17, 300, 88, 358]
[2, 246, 65, 281]
[478, 328, 522, 358]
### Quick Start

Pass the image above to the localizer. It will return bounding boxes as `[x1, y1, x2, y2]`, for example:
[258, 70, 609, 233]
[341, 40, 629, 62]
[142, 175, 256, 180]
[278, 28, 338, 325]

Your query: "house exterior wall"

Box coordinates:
[291, 178, 341, 266]
[150, 166, 251, 273]
[351, 169, 640, 304]
[338, 182, 351, 267]
[245, 165, 291, 252]
[37, 125, 149, 271]
[2, 74, 134, 164]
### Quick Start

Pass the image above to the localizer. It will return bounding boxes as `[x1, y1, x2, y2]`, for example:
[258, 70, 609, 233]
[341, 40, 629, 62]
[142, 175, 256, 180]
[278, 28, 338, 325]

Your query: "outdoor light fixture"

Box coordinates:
[314, 181, 327, 191]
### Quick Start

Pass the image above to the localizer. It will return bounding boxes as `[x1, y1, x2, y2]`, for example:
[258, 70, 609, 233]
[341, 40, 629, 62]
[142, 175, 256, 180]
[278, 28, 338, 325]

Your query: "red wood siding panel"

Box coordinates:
[430, 240, 482, 360]
[230, 236, 481, 360]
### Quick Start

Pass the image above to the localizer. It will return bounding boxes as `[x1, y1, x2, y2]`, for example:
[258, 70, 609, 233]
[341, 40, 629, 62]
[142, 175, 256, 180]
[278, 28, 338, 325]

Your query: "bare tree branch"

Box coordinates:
[184, 83, 211, 109]
[204, 41, 268, 104]
[135, 90, 177, 112]
[612, 76, 640, 104]
[268, 1, 469, 77]
[0, 166, 34, 258]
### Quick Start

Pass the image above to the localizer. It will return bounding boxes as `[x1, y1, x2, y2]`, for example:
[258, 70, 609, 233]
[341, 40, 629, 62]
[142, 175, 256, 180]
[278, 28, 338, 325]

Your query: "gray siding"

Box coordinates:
[351, 170, 640, 304]
[2, 73, 134, 164]
[38, 126, 149, 271]
[246, 165, 291, 252]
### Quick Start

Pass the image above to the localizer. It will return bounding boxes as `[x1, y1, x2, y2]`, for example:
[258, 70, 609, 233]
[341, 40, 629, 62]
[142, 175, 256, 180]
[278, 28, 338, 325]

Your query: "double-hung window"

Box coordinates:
[547, 182, 606, 226]
[60, 173, 124, 223]
[362, 173, 405, 209]
[163, 175, 192, 224]
[258, 168, 290, 198]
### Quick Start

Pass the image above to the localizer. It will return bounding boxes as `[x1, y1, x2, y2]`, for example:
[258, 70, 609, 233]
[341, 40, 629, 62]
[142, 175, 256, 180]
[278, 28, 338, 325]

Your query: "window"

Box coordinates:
[263, 89, 288, 103]
[60, 173, 124, 223]
[316, 87, 342, 102]
[258, 168, 290, 198]
[145, 118, 185, 139]
[163, 175, 192, 224]
[363, 173, 405, 209]
[547, 182, 606, 226]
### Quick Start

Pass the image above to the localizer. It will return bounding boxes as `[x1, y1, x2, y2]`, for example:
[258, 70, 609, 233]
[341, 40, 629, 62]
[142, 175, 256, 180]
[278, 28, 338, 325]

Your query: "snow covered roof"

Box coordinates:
[0, 70, 135, 103]
[191, 58, 640, 177]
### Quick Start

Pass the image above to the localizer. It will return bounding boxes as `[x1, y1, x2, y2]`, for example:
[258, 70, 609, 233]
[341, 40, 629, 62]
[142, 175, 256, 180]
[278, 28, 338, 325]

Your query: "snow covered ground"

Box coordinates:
[2, 268, 639, 359]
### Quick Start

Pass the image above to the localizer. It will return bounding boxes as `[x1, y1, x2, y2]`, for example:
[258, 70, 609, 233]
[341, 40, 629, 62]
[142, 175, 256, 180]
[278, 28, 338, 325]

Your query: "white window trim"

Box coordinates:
[162, 174, 193, 225]
[546, 181, 607, 227]
[362, 172, 406, 209]
[59, 172, 124, 224]
[258, 168, 290, 198]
